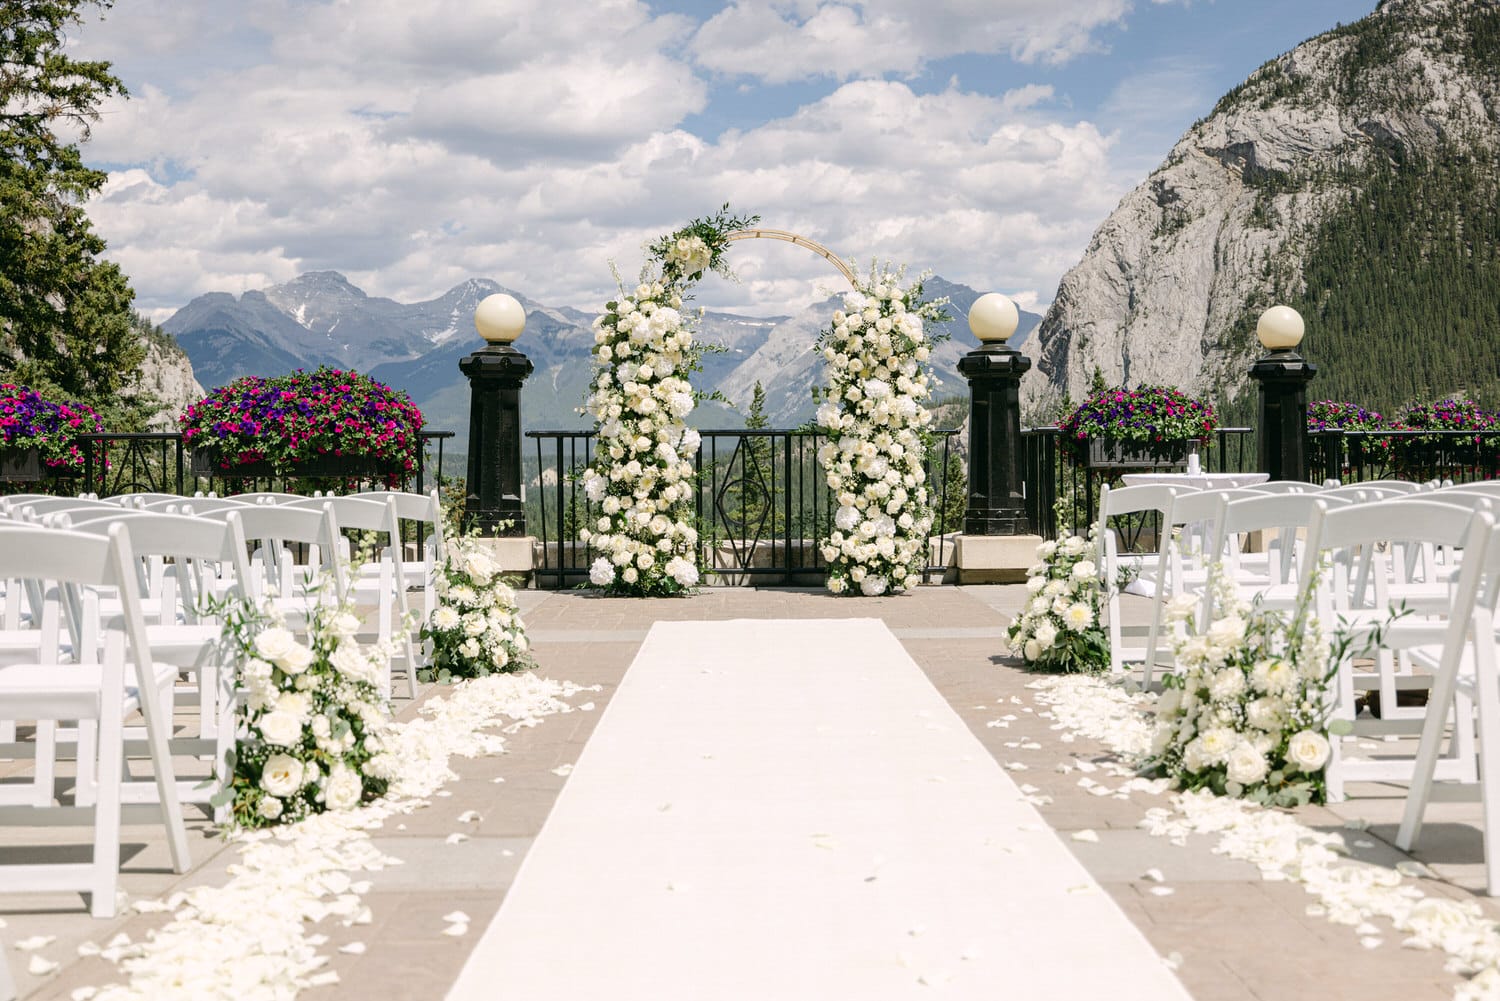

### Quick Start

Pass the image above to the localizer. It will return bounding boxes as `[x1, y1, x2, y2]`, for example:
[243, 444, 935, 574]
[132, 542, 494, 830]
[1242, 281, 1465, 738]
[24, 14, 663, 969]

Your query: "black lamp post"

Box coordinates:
[960, 293, 1031, 535]
[461, 294, 533, 535]
[1248, 305, 1317, 483]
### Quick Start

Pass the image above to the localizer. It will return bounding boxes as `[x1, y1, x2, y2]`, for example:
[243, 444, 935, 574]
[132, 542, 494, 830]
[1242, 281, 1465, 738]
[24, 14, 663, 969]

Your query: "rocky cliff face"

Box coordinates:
[130, 333, 204, 428]
[1024, 0, 1500, 419]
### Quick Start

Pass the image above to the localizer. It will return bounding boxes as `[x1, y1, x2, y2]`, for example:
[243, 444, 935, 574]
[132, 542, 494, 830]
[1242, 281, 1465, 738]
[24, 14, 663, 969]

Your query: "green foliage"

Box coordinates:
[1274, 145, 1500, 411]
[0, 1, 142, 408]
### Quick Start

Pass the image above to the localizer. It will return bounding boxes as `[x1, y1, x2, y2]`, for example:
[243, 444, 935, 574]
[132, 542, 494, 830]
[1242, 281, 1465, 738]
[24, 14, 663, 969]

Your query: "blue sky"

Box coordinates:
[74, 0, 1377, 321]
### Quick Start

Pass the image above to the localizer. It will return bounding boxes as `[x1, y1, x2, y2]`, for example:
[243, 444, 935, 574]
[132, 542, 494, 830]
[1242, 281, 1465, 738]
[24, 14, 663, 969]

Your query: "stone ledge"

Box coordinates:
[470, 535, 538, 581]
[954, 533, 1044, 584]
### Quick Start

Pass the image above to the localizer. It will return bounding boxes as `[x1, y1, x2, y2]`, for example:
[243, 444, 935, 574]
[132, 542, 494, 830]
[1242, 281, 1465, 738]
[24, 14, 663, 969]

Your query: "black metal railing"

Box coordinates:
[1021, 427, 1258, 541]
[1307, 429, 1500, 486]
[61, 430, 455, 498]
[525, 428, 963, 589]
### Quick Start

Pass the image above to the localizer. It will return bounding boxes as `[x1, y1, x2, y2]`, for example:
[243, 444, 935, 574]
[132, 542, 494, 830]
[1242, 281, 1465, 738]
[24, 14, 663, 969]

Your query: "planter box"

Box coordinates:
[191, 450, 382, 479]
[1086, 437, 1199, 470]
[0, 448, 41, 482]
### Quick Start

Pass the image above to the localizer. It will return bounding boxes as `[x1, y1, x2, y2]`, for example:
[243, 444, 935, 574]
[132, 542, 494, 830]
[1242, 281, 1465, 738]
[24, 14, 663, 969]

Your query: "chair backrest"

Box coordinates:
[168, 497, 258, 515]
[203, 503, 344, 598]
[1243, 480, 1319, 495]
[1436, 480, 1500, 496]
[229, 492, 309, 505]
[1357, 479, 1423, 494]
[1214, 491, 1354, 589]
[69, 511, 253, 621]
[0, 524, 150, 672]
[1306, 498, 1486, 613]
[361, 488, 447, 562]
[14, 497, 119, 520]
[111, 492, 183, 508]
[1320, 483, 1415, 504]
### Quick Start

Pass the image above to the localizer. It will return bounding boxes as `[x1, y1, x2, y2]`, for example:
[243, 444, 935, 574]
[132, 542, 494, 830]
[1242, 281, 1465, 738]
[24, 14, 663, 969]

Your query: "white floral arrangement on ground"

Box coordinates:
[1006, 530, 1110, 673]
[420, 534, 534, 682]
[581, 205, 758, 597]
[219, 579, 396, 828]
[1143, 574, 1342, 807]
[815, 265, 947, 596]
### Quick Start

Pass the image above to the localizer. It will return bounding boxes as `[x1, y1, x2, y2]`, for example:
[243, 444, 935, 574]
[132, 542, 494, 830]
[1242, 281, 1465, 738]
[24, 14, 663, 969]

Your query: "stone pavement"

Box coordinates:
[2, 585, 1494, 1000]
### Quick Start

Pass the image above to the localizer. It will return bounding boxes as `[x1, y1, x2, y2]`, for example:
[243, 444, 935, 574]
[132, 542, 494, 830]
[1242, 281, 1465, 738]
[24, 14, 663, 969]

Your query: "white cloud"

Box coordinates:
[73, 1, 1135, 323]
[690, 0, 1133, 82]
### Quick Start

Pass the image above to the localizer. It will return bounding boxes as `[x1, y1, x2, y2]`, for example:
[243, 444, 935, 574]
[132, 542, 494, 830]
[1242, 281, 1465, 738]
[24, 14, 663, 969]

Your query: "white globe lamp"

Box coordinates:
[1255, 305, 1304, 352]
[474, 293, 526, 344]
[969, 292, 1020, 345]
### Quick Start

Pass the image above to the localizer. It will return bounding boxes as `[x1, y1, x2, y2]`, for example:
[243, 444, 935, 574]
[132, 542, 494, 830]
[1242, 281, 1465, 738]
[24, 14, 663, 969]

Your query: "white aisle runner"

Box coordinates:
[447, 619, 1192, 1000]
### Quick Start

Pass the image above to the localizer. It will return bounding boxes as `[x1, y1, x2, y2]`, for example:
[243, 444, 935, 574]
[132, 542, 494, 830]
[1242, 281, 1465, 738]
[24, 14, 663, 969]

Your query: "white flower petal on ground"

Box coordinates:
[61, 673, 586, 1000]
[1071, 829, 1100, 843]
[28, 954, 59, 976]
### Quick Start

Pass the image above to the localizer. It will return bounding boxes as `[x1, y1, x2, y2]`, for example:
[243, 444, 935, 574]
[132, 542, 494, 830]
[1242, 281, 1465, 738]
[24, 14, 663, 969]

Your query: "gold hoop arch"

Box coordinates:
[723, 228, 858, 289]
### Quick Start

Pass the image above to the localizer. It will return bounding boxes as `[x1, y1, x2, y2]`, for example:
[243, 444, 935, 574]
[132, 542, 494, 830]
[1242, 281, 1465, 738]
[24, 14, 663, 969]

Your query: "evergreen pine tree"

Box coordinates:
[0, 1, 143, 409]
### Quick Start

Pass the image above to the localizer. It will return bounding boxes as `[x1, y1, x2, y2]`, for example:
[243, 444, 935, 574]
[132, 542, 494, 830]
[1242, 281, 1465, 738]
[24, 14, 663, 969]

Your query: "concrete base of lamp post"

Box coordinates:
[470, 535, 539, 583]
[954, 533, 1045, 584]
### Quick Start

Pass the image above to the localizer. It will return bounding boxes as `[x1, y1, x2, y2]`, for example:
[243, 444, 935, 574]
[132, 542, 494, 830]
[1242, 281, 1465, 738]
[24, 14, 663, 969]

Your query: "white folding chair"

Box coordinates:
[1304, 499, 1486, 801]
[69, 511, 252, 820]
[1095, 483, 1186, 678]
[1398, 511, 1500, 892]
[0, 524, 190, 918]
[288, 495, 417, 697]
[203, 503, 346, 615]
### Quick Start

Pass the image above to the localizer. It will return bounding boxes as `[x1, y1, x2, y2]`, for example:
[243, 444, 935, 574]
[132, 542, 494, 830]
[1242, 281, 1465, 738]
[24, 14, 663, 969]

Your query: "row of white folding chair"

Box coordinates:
[3, 511, 254, 817]
[0, 523, 191, 917]
[1301, 498, 1489, 802]
[66, 510, 255, 815]
[1097, 481, 1302, 681]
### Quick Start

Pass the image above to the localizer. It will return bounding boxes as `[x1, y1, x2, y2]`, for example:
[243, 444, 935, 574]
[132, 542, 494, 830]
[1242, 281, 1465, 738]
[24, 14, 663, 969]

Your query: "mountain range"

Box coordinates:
[1024, 0, 1500, 421]
[164, 272, 1040, 443]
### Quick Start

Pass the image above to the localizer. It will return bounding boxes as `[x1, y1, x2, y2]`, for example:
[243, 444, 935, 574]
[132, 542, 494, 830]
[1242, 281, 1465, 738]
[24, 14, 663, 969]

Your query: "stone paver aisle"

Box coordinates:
[446, 618, 1192, 1001]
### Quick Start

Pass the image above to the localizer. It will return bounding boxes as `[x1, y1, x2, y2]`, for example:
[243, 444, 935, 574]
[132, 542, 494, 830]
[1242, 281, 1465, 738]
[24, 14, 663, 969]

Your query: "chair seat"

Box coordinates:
[145, 624, 224, 666]
[0, 661, 178, 718]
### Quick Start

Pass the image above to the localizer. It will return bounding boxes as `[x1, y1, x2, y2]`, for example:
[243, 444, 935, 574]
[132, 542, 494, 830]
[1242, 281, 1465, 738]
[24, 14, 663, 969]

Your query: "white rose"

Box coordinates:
[276, 641, 314, 676]
[1070, 560, 1097, 582]
[253, 626, 297, 664]
[260, 753, 305, 798]
[329, 644, 375, 683]
[1226, 742, 1269, 786]
[1023, 639, 1041, 661]
[257, 795, 284, 820]
[1034, 621, 1058, 650]
[324, 761, 363, 811]
[1286, 730, 1331, 772]
[257, 710, 304, 748]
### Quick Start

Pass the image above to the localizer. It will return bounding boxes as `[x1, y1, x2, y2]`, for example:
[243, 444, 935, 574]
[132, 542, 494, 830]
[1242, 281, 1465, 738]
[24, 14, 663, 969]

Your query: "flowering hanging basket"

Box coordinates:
[180, 367, 424, 482]
[1059, 385, 1217, 469]
[0, 383, 101, 478]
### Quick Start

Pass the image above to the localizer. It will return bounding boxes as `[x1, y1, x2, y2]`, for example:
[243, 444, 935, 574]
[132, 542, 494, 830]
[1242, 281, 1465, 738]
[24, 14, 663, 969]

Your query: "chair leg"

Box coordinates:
[133, 663, 191, 873]
[1398, 622, 1475, 851]
[90, 701, 123, 919]
[1471, 638, 1500, 895]
[35, 718, 59, 808]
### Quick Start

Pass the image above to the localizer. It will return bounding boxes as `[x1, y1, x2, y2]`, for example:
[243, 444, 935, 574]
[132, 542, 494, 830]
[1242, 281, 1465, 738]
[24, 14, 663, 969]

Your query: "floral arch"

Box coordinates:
[580, 208, 948, 598]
